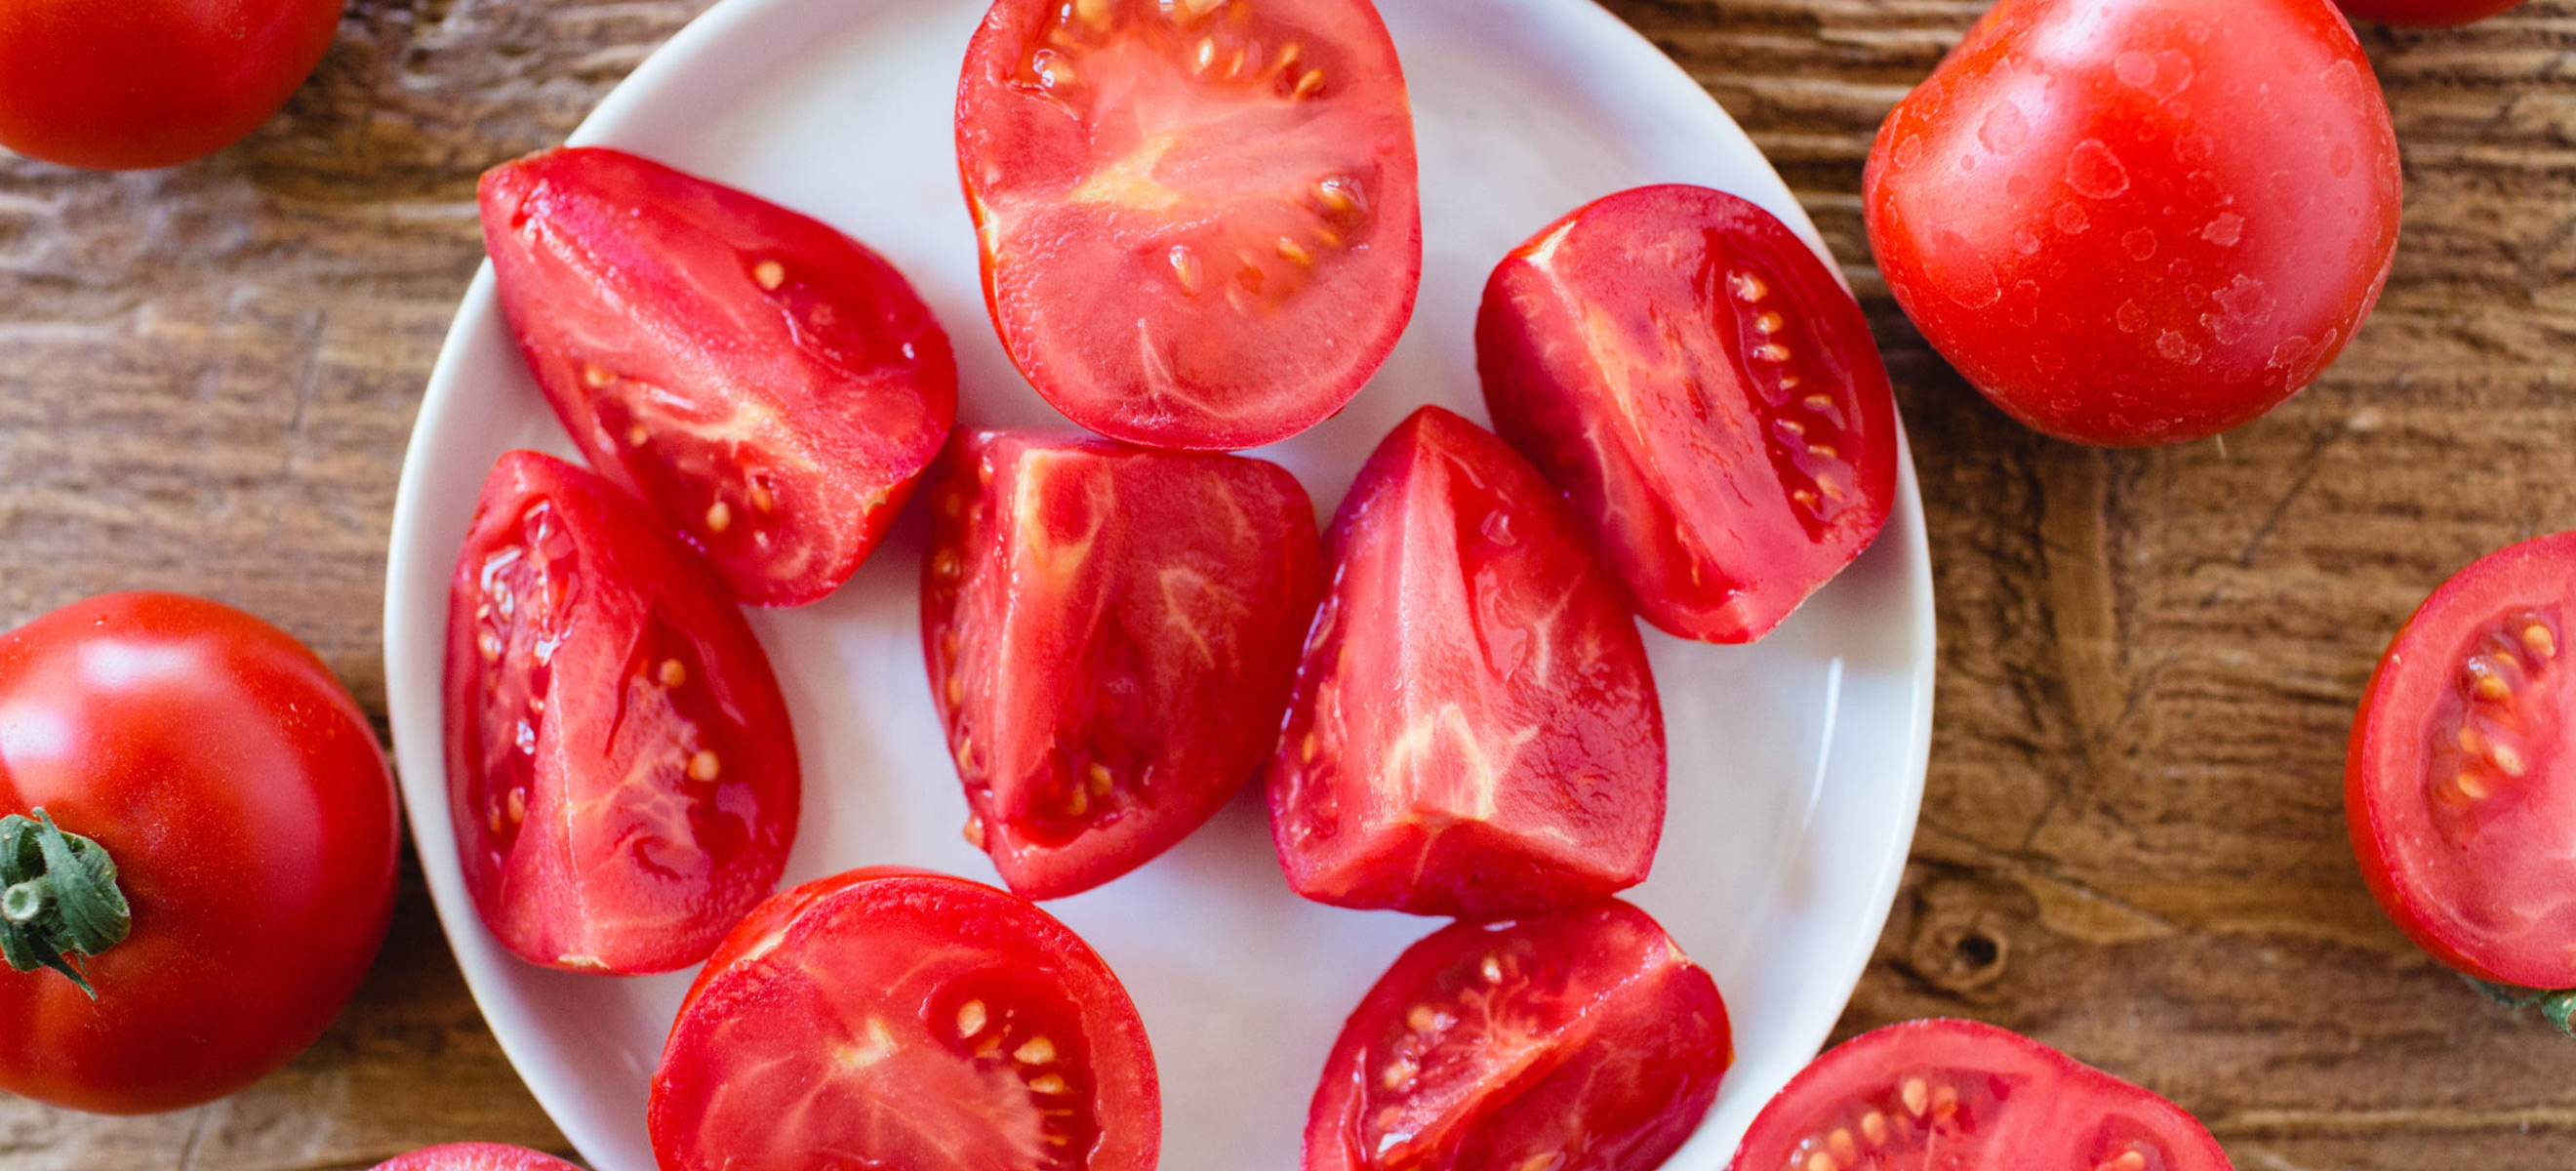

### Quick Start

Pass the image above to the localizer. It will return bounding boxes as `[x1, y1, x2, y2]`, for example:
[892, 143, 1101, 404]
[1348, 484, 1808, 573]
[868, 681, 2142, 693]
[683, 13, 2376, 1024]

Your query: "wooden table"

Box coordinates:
[3, 0, 2570, 1166]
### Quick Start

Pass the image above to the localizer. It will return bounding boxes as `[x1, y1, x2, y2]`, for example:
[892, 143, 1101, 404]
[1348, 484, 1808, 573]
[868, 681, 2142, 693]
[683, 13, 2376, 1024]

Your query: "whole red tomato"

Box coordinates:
[0, 0, 342, 170]
[0, 593, 397, 1113]
[2340, 0, 2524, 23]
[1865, 0, 2402, 446]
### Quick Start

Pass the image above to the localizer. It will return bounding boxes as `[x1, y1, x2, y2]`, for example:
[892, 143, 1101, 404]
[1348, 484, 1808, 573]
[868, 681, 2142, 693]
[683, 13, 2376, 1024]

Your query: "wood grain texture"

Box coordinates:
[2, 0, 2573, 1166]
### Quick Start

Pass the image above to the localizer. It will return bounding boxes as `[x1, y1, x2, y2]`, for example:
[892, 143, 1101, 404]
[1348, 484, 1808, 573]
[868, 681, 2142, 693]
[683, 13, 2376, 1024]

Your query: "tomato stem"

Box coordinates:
[0, 809, 132, 999]
[2464, 975, 2576, 1039]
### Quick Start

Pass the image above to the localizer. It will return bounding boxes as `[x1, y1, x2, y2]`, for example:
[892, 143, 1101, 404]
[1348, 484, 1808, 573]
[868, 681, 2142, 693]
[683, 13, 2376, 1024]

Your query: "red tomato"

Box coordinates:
[444, 452, 800, 975]
[923, 432, 1321, 899]
[2339, 0, 2524, 24]
[650, 867, 1160, 1171]
[374, 1144, 582, 1171]
[1479, 185, 1899, 644]
[0, 0, 341, 170]
[0, 592, 396, 1114]
[1266, 406, 1666, 918]
[480, 147, 958, 606]
[2348, 532, 2576, 989]
[1864, 0, 2402, 447]
[1729, 1019, 2232, 1171]
[1306, 901, 1730, 1171]
[956, 0, 1422, 450]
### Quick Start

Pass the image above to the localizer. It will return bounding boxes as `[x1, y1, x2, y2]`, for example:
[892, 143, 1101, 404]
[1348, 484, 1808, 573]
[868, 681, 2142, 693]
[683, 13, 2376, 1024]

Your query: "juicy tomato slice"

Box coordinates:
[923, 431, 1322, 899]
[2349, 532, 2576, 989]
[479, 146, 958, 605]
[374, 1144, 582, 1171]
[956, 0, 1422, 450]
[649, 867, 1160, 1171]
[443, 451, 800, 974]
[1863, 0, 2402, 447]
[1729, 1019, 2232, 1171]
[1305, 901, 1730, 1171]
[2339, 0, 2524, 24]
[1478, 184, 1899, 644]
[1266, 406, 1667, 918]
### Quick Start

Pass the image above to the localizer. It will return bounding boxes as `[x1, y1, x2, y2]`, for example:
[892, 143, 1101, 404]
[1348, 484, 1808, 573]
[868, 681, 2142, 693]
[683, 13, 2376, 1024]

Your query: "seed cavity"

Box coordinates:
[752, 260, 785, 290]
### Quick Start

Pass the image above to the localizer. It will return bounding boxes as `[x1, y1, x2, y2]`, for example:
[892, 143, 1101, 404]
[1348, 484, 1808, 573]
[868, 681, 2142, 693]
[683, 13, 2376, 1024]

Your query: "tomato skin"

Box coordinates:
[923, 432, 1322, 900]
[444, 452, 800, 975]
[0, 592, 396, 1114]
[650, 867, 1160, 1171]
[1267, 406, 1667, 919]
[1864, 0, 2402, 447]
[956, 0, 1422, 450]
[1728, 1019, 2233, 1171]
[1479, 184, 1899, 644]
[2348, 532, 2576, 989]
[1307, 902, 1729, 1171]
[2339, 0, 2523, 24]
[374, 1144, 583, 1171]
[480, 147, 958, 606]
[0, 0, 341, 170]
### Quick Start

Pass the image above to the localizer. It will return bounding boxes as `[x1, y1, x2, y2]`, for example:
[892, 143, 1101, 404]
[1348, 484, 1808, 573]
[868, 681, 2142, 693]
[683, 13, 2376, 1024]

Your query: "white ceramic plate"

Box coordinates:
[383, 1, 1936, 1166]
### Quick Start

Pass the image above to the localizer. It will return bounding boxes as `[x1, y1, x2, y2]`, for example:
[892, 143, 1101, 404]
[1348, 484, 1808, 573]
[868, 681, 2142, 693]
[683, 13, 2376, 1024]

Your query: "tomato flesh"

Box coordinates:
[480, 147, 958, 605]
[1863, 0, 2402, 446]
[0, 0, 342, 170]
[374, 1144, 582, 1171]
[957, 0, 1421, 450]
[1266, 406, 1666, 918]
[1729, 1020, 2232, 1171]
[1479, 184, 1899, 644]
[2349, 531, 2576, 989]
[2339, 0, 2524, 23]
[0, 593, 396, 1114]
[1305, 901, 1730, 1171]
[649, 868, 1160, 1171]
[923, 432, 1322, 899]
[444, 451, 800, 974]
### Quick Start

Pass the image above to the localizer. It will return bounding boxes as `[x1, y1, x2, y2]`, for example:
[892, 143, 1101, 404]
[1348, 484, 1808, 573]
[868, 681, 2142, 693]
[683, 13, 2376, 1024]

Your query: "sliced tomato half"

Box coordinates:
[1266, 406, 1667, 918]
[1306, 901, 1731, 1171]
[1729, 1019, 2232, 1171]
[956, 0, 1421, 450]
[443, 451, 800, 974]
[2350, 531, 2576, 989]
[924, 431, 1322, 899]
[1478, 184, 1899, 644]
[649, 868, 1160, 1171]
[480, 146, 958, 605]
[374, 1144, 582, 1171]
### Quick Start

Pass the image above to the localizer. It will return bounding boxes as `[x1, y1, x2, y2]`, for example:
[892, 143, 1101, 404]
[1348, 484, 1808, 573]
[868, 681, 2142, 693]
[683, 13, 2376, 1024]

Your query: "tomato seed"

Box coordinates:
[627, 424, 649, 447]
[1830, 1129, 1857, 1162]
[1755, 343, 1793, 364]
[1169, 245, 1203, 295]
[1293, 70, 1325, 100]
[749, 482, 776, 513]
[963, 814, 986, 849]
[1191, 37, 1216, 73]
[1932, 1082, 1959, 1122]
[1074, 0, 1113, 28]
[1380, 1057, 1417, 1090]
[1479, 953, 1503, 984]
[1276, 237, 1313, 266]
[1029, 1073, 1068, 1095]
[2491, 743, 2527, 777]
[1407, 1003, 1437, 1031]
[1804, 1154, 1837, 1171]
[1016, 1035, 1057, 1065]
[1729, 270, 1770, 303]
[1901, 1077, 1929, 1117]
[957, 998, 988, 1036]
[705, 501, 733, 534]
[583, 364, 612, 389]
[1861, 1111, 1888, 1146]
[751, 260, 785, 290]
[688, 750, 722, 783]
[1755, 311, 1787, 335]
[659, 659, 687, 687]
[2097, 1152, 2149, 1171]
[505, 786, 527, 826]
[1086, 762, 1114, 796]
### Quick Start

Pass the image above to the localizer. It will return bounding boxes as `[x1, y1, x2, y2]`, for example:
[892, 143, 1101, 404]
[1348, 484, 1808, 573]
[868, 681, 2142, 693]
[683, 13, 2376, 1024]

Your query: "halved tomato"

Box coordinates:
[1305, 901, 1730, 1171]
[1266, 406, 1667, 918]
[444, 452, 800, 974]
[1478, 184, 1899, 644]
[923, 431, 1322, 899]
[956, 0, 1421, 450]
[649, 868, 1160, 1171]
[2350, 532, 2576, 990]
[374, 1144, 581, 1171]
[1728, 1019, 2232, 1171]
[480, 146, 957, 606]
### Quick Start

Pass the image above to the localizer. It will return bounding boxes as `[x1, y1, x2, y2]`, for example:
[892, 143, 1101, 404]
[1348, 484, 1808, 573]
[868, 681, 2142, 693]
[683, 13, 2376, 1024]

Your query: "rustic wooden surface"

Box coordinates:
[0, 0, 2571, 1166]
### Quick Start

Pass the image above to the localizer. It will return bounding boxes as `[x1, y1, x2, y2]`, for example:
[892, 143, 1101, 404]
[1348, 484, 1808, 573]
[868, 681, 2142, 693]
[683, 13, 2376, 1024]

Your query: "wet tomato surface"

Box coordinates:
[957, 0, 1421, 450]
[649, 867, 1159, 1171]
[1266, 406, 1666, 919]
[1306, 901, 1731, 1171]
[1479, 184, 1898, 644]
[444, 452, 799, 975]
[1864, 0, 2402, 446]
[481, 146, 957, 605]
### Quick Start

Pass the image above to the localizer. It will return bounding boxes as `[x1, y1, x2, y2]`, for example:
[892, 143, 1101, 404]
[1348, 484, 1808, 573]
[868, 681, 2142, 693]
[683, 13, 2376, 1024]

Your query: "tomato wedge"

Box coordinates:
[649, 868, 1160, 1171]
[924, 431, 1322, 899]
[1478, 184, 1899, 644]
[956, 0, 1421, 450]
[1266, 406, 1666, 918]
[374, 1144, 581, 1171]
[1305, 901, 1730, 1171]
[2349, 532, 2576, 990]
[480, 146, 958, 605]
[1728, 1019, 2232, 1171]
[444, 452, 800, 974]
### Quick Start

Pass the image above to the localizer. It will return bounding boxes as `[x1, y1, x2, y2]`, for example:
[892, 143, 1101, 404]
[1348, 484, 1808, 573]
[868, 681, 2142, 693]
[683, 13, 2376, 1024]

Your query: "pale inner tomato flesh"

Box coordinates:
[469, 502, 577, 854]
[1358, 937, 1562, 1165]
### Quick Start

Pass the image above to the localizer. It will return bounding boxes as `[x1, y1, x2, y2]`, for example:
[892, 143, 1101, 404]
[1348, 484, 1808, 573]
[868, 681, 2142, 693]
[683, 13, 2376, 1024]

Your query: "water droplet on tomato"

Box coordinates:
[2065, 140, 2131, 200]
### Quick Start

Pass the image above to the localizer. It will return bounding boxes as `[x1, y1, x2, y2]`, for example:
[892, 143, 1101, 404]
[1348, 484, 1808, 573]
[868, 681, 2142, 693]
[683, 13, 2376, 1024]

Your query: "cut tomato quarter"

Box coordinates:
[1267, 406, 1667, 918]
